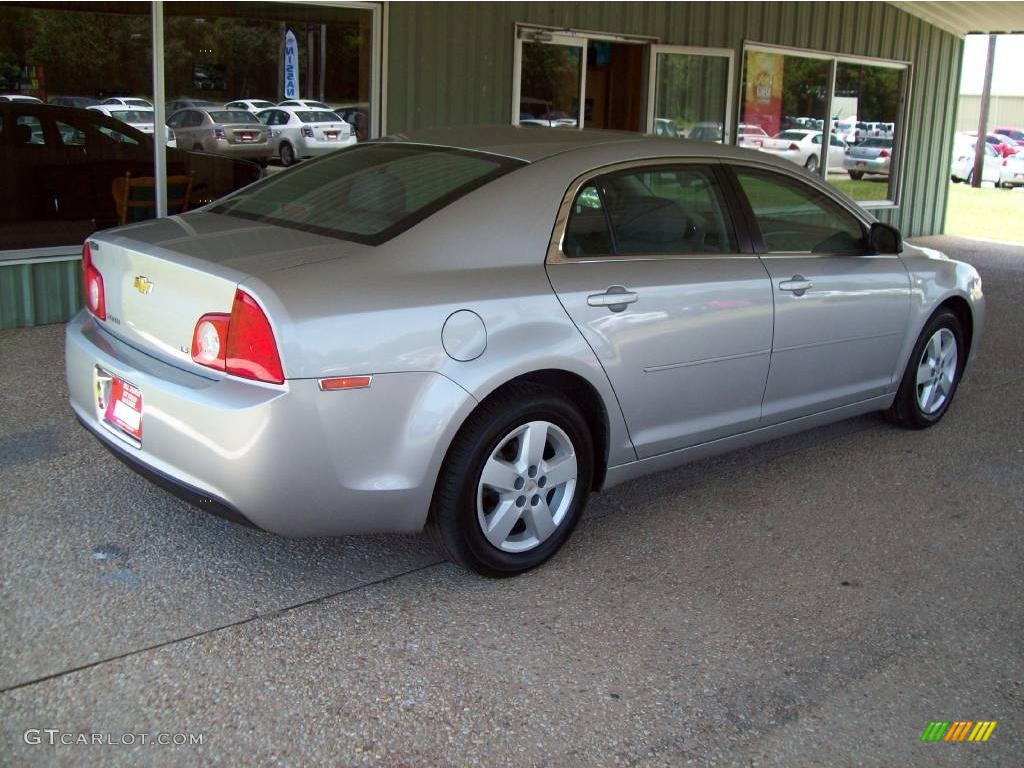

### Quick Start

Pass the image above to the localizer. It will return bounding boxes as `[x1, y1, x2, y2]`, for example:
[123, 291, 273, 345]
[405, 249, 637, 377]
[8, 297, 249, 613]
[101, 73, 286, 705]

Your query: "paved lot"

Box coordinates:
[1, 235, 1021, 767]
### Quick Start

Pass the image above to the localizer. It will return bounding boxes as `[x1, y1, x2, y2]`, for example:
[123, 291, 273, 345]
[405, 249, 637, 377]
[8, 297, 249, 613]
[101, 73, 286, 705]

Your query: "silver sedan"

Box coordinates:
[66, 127, 984, 576]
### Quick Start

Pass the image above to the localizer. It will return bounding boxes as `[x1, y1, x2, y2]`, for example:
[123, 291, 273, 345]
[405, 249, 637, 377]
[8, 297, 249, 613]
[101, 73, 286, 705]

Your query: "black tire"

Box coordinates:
[280, 142, 295, 167]
[427, 383, 594, 577]
[805, 155, 818, 173]
[951, 175, 962, 184]
[848, 171, 864, 180]
[885, 308, 965, 429]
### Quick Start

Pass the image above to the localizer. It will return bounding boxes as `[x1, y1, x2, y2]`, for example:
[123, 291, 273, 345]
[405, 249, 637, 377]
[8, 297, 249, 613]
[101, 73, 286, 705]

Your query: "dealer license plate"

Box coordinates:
[97, 370, 143, 441]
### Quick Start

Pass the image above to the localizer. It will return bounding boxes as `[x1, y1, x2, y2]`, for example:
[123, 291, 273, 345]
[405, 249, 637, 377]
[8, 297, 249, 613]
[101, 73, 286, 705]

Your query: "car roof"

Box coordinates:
[381, 124, 813, 166]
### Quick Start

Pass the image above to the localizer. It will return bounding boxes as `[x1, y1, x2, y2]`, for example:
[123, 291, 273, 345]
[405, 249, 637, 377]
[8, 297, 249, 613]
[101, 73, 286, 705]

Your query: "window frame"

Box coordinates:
[737, 41, 911, 210]
[646, 45, 736, 144]
[547, 158, 753, 265]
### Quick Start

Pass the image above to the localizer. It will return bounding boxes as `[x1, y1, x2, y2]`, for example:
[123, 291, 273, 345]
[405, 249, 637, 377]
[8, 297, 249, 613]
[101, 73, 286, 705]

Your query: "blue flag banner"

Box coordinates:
[283, 29, 300, 99]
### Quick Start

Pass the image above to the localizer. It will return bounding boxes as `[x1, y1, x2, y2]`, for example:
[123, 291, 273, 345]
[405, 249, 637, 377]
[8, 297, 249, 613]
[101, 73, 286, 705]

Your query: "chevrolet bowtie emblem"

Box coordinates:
[133, 275, 154, 295]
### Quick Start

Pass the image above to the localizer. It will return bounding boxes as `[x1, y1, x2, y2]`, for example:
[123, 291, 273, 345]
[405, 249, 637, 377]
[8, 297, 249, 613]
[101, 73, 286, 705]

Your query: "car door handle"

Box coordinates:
[778, 276, 813, 296]
[587, 286, 638, 312]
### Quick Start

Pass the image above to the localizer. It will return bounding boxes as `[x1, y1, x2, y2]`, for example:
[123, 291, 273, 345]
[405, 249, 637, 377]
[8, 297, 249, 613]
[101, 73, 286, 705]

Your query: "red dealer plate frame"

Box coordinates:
[100, 372, 144, 441]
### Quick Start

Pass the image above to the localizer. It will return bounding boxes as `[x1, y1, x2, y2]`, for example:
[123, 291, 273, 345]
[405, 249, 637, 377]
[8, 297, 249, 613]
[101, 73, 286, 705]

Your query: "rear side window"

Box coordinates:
[735, 169, 866, 254]
[563, 165, 737, 257]
[212, 143, 525, 244]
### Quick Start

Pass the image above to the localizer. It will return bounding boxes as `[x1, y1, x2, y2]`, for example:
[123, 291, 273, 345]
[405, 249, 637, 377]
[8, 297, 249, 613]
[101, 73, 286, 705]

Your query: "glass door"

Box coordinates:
[513, 33, 586, 129]
[647, 46, 734, 143]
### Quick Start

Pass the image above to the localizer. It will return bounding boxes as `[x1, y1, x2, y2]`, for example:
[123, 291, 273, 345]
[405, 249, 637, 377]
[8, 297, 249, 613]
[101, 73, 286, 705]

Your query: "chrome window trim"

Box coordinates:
[545, 157, 747, 265]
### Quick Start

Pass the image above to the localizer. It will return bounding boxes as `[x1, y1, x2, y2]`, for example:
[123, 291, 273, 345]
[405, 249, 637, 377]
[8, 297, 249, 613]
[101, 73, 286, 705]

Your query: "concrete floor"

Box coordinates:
[0, 235, 1021, 766]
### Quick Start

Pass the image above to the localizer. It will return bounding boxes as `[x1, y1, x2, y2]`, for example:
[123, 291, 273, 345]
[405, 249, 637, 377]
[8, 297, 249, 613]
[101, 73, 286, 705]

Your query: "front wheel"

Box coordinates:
[886, 308, 965, 429]
[428, 384, 594, 576]
[279, 142, 296, 167]
[805, 155, 819, 173]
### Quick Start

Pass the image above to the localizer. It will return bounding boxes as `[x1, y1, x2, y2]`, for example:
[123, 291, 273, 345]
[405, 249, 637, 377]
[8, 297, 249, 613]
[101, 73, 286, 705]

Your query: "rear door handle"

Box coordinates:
[778, 276, 813, 296]
[587, 286, 638, 312]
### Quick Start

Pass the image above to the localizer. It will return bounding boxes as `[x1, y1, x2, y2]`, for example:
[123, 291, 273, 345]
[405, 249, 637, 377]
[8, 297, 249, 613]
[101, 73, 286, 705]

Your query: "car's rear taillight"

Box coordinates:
[214, 126, 226, 139]
[1003, 158, 1009, 166]
[81, 242, 106, 320]
[191, 289, 284, 384]
[302, 127, 314, 138]
[788, 143, 800, 151]
[878, 149, 891, 158]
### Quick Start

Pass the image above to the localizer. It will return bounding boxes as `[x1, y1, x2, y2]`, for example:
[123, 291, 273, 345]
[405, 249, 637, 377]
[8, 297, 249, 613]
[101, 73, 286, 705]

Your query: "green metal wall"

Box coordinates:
[386, 1, 964, 238]
[0, 259, 83, 329]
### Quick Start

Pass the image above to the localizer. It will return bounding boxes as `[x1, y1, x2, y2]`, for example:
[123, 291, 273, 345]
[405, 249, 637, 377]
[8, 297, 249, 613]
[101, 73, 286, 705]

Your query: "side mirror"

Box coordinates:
[869, 221, 902, 254]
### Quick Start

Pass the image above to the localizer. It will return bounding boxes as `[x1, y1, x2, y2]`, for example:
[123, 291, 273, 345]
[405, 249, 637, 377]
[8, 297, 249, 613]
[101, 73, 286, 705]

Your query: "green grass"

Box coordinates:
[828, 177, 891, 201]
[944, 182, 1024, 243]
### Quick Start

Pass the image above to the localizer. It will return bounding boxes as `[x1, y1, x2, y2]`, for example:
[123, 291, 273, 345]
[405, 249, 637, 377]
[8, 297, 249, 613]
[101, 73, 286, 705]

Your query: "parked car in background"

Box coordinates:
[964, 131, 1020, 158]
[950, 138, 1000, 185]
[165, 97, 217, 113]
[844, 137, 893, 179]
[0, 94, 42, 103]
[993, 126, 1024, 142]
[225, 99, 277, 114]
[64, 126, 983, 576]
[998, 154, 1024, 189]
[49, 96, 100, 108]
[88, 105, 155, 134]
[256, 107, 356, 166]
[737, 123, 768, 148]
[833, 119, 857, 144]
[0, 101, 262, 250]
[687, 121, 724, 142]
[102, 96, 154, 109]
[166, 106, 271, 163]
[759, 129, 847, 172]
[519, 110, 578, 128]
[333, 103, 369, 141]
[653, 118, 681, 138]
[278, 99, 331, 110]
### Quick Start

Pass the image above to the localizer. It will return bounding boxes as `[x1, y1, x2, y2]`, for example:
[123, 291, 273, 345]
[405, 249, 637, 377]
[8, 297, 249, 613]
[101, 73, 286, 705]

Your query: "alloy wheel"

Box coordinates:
[915, 328, 958, 414]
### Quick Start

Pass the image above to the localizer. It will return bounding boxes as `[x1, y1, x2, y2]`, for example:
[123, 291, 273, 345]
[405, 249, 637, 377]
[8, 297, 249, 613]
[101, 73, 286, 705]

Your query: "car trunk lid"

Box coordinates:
[223, 122, 266, 144]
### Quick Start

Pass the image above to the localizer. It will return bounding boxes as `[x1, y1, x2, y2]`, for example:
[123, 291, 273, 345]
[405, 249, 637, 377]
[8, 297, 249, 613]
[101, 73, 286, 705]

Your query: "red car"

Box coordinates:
[966, 131, 1020, 158]
[994, 126, 1024, 143]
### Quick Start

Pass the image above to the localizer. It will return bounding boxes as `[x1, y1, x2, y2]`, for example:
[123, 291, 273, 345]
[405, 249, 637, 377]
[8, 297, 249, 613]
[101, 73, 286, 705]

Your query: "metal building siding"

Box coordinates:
[386, 1, 964, 238]
[0, 259, 82, 329]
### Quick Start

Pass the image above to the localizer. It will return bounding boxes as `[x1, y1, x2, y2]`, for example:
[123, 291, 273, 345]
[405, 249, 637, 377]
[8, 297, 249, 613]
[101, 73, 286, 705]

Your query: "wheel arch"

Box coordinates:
[936, 294, 974, 359]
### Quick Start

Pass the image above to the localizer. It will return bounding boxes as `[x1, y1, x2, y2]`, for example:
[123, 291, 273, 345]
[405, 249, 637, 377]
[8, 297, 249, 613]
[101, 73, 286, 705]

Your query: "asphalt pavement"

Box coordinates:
[0, 235, 1021, 767]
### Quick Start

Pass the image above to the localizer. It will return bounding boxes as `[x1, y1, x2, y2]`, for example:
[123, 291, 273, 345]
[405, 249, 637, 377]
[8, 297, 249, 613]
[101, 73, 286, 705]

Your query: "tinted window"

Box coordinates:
[297, 111, 341, 123]
[736, 169, 866, 254]
[603, 166, 736, 255]
[15, 115, 44, 144]
[56, 120, 86, 146]
[776, 131, 809, 141]
[208, 110, 259, 124]
[212, 144, 524, 245]
[563, 183, 612, 257]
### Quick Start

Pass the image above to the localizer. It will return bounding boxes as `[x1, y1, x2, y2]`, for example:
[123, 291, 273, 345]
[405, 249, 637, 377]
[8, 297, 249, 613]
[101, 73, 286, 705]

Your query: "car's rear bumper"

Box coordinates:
[299, 136, 358, 157]
[214, 140, 272, 160]
[843, 156, 890, 174]
[66, 312, 477, 536]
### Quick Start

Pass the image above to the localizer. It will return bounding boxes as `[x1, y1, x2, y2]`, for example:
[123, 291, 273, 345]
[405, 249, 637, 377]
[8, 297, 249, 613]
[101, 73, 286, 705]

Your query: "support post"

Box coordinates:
[971, 35, 997, 189]
[151, 0, 167, 217]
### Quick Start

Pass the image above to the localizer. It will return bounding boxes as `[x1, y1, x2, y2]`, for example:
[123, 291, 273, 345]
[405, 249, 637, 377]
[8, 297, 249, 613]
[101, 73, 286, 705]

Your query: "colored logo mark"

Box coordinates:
[921, 721, 997, 742]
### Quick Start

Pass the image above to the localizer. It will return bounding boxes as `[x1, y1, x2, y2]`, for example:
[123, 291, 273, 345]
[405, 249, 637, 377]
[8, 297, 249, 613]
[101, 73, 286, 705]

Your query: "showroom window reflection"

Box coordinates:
[740, 46, 908, 206]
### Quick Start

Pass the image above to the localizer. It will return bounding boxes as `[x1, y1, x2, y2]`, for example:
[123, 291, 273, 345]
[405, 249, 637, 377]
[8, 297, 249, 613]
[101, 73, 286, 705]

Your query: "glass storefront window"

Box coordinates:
[517, 38, 584, 129]
[651, 48, 732, 142]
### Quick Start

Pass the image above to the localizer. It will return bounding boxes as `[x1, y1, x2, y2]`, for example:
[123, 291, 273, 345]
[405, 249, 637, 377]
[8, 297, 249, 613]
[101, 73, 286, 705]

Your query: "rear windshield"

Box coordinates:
[211, 143, 525, 245]
[125, 99, 151, 108]
[110, 109, 151, 124]
[209, 110, 259, 124]
[776, 131, 809, 140]
[297, 110, 341, 123]
[860, 138, 893, 148]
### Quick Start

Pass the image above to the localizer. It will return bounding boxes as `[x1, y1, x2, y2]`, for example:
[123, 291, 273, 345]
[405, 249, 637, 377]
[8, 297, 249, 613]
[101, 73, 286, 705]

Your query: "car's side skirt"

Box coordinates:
[601, 394, 894, 490]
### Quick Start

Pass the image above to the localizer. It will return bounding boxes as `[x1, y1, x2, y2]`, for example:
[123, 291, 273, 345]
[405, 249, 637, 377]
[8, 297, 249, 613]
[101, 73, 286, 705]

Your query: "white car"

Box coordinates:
[88, 105, 155, 134]
[257, 106, 356, 166]
[951, 140, 1001, 185]
[101, 96, 154, 109]
[998, 154, 1024, 189]
[277, 99, 331, 110]
[737, 123, 768, 148]
[833, 119, 858, 144]
[225, 99, 277, 114]
[0, 94, 42, 103]
[759, 130, 847, 172]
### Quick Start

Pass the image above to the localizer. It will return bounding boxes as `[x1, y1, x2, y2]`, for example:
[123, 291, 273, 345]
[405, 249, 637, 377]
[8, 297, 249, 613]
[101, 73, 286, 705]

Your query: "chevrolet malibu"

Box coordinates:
[66, 126, 984, 576]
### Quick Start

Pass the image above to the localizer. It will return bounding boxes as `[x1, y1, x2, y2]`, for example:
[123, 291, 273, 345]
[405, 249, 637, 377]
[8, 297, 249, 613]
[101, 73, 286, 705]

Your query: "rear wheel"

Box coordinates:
[280, 142, 296, 167]
[428, 383, 593, 576]
[805, 155, 819, 173]
[848, 171, 864, 180]
[886, 308, 965, 429]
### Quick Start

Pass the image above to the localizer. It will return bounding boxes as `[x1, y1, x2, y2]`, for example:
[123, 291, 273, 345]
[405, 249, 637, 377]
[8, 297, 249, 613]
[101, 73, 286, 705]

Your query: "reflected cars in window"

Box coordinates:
[166, 107, 271, 164]
[256, 107, 356, 166]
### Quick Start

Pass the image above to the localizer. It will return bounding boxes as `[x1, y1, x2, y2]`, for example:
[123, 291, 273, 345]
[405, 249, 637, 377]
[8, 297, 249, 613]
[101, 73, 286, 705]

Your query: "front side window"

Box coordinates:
[735, 168, 866, 254]
[212, 144, 525, 244]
